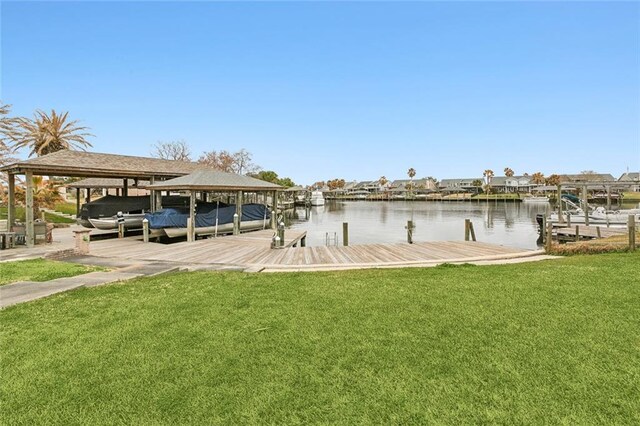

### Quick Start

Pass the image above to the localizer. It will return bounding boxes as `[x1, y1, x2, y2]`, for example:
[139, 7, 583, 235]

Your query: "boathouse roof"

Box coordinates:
[0, 150, 205, 179]
[147, 169, 282, 192]
[66, 177, 150, 189]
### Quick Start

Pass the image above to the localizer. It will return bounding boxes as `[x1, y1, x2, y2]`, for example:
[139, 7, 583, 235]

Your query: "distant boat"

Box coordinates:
[310, 191, 325, 206]
[522, 195, 550, 203]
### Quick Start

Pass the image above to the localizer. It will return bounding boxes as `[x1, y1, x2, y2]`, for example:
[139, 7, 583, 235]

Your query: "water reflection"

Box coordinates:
[287, 200, 551, 249]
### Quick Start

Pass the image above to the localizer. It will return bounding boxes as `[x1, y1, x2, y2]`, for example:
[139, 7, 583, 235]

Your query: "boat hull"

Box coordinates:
[88, 214, 146, 230]
[151, 219, 268, 238]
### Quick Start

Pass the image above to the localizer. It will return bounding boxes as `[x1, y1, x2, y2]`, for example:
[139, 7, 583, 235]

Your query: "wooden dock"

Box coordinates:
[88, 229, 546, 272]
[552, 224, 627, 242]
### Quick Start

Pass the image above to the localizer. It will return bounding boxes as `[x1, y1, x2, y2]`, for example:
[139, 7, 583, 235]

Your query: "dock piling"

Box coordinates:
[143, 219, 149, 243]
[464, 219, 476, 242]
[629, 215, 636, 251]
[342, 222, 349, 246]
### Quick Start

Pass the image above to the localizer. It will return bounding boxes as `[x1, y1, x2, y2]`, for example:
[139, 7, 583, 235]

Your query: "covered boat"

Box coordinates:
[79, 195, 151, 229]
[145, 203, 271, 238]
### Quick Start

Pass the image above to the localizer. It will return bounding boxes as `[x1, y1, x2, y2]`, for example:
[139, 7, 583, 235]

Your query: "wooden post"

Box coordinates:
[186, 218, 193, 242]
[75, 187, 80, 218]
[118, 222, 125, 239]
[464, 219, 470, 241]
[25, 171, 35, 247]
[545, 222, 553, 252]
[469, 221, 476, 241]
[236, 191, 243, 233]
[272, 190, 278, 230]
[122, 179, 128, 197]
[582, 185, 589, 226]
[343, 222, 349, 246]
[149, 176, 156, 213]
[629, 215, 636, 251]
[575, 225, 580, 242]
[86, 187, 91, 203]
[596, 226, 601, 239]
[542, 215, 547, 244]
[606, 185, 611, 211]
[233, 213, 239, 235]
[406, 220, 414, 244]
[567, 212, 571, 227]
[143, 218, 149, 243]
[557, 184, 564, 223]
[7, 173, 15, 230]
[189, 191, 196, 242]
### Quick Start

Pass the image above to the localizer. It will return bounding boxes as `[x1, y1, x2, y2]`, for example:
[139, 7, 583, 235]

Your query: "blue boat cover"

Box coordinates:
[145, 203, 270, 229]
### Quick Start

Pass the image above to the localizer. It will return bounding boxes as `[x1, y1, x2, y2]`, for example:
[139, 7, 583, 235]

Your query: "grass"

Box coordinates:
[1, 253, 639, 424]
[0, 206, 76, 224]
[53, 202, 79, 215]
[472, 193, 520, 200]
[622, 192, 640, 202]
[0, 259, 104, 286]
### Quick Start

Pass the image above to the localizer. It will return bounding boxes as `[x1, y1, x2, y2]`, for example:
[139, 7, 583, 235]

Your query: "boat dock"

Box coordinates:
[551, 224, 627, 242]
[86, 229, 548, 272]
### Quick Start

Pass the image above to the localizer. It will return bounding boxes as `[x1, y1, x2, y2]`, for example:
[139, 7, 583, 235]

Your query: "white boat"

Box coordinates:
[88, 213, 147, 230]
[549, 206, 640, 225]
[310, 191, 325, 206]
[522, 195, 550, 203]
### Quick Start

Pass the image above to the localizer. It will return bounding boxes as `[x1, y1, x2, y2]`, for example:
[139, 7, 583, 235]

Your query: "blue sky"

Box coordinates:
[1, 1, 638, 184]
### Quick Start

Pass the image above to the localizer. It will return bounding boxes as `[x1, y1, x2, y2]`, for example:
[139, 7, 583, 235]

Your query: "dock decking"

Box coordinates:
[89, 229, 545, 272]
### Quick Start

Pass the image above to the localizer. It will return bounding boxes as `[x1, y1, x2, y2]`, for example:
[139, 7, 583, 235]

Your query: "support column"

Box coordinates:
[189, 190, 196, 242]
[75, 188, 80, 217]
[606, 185, 611, 211]
[149, 176, 156, 212]
[122, 179, 128, 197]
[25, 171, 35, 247]
[556, 184, 564, 223]
[236, 191, 243, 234]
[86, 188, 92, 203]
[7, 173, 15, 230]
[582, 185, 589, 227]
[272, 190, 278, 230]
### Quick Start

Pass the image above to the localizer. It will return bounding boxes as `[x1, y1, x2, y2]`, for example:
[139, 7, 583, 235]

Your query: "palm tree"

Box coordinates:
[0, 102, 20, 166]
[482, 169, 494, 194]
[407, 168, 416, 197]
[13, 109, 93, 157]
[545, 174, 561, 186]
[504, 167, 514, 177]
[407, 168, 416, 180]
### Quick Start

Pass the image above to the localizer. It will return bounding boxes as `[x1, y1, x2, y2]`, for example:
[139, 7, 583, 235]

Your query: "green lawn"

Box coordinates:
[0, 206, 76, 224]
[53, 201, 79, 215]
[1, 253, 639, 424]
[472, 193, 520, 200]
[0, 259, 103, 286]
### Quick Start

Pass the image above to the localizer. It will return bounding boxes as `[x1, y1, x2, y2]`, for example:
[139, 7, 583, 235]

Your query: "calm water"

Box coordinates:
[285, 200, 552, 249]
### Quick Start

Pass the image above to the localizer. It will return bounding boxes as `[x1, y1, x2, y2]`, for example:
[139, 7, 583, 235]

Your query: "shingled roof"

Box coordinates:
[0, 150, 206, 178]
[147, 169, 282, 191]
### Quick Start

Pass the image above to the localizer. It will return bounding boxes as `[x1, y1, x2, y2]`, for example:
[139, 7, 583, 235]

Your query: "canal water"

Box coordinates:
[285, 200, 552, 249]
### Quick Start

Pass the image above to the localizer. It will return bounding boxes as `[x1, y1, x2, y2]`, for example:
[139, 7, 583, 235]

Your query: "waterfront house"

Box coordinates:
[618, 172, 640, 191]
[490, 176, 534, 193]
[439, 178, 482, 193]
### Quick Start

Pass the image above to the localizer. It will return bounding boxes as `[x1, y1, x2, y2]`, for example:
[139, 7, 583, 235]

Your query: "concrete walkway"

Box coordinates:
[0, 258, 182, 308]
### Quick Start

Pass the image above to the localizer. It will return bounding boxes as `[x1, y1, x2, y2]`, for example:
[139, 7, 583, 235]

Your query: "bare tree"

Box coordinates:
[198, 148, 260, 174]
[151, 140, 192, 161]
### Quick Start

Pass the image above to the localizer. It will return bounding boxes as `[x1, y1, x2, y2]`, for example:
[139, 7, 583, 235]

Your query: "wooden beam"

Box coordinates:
[7, 173, 15, 230]
[25, 171, 34, 247]
[122, 178, 128, 197]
